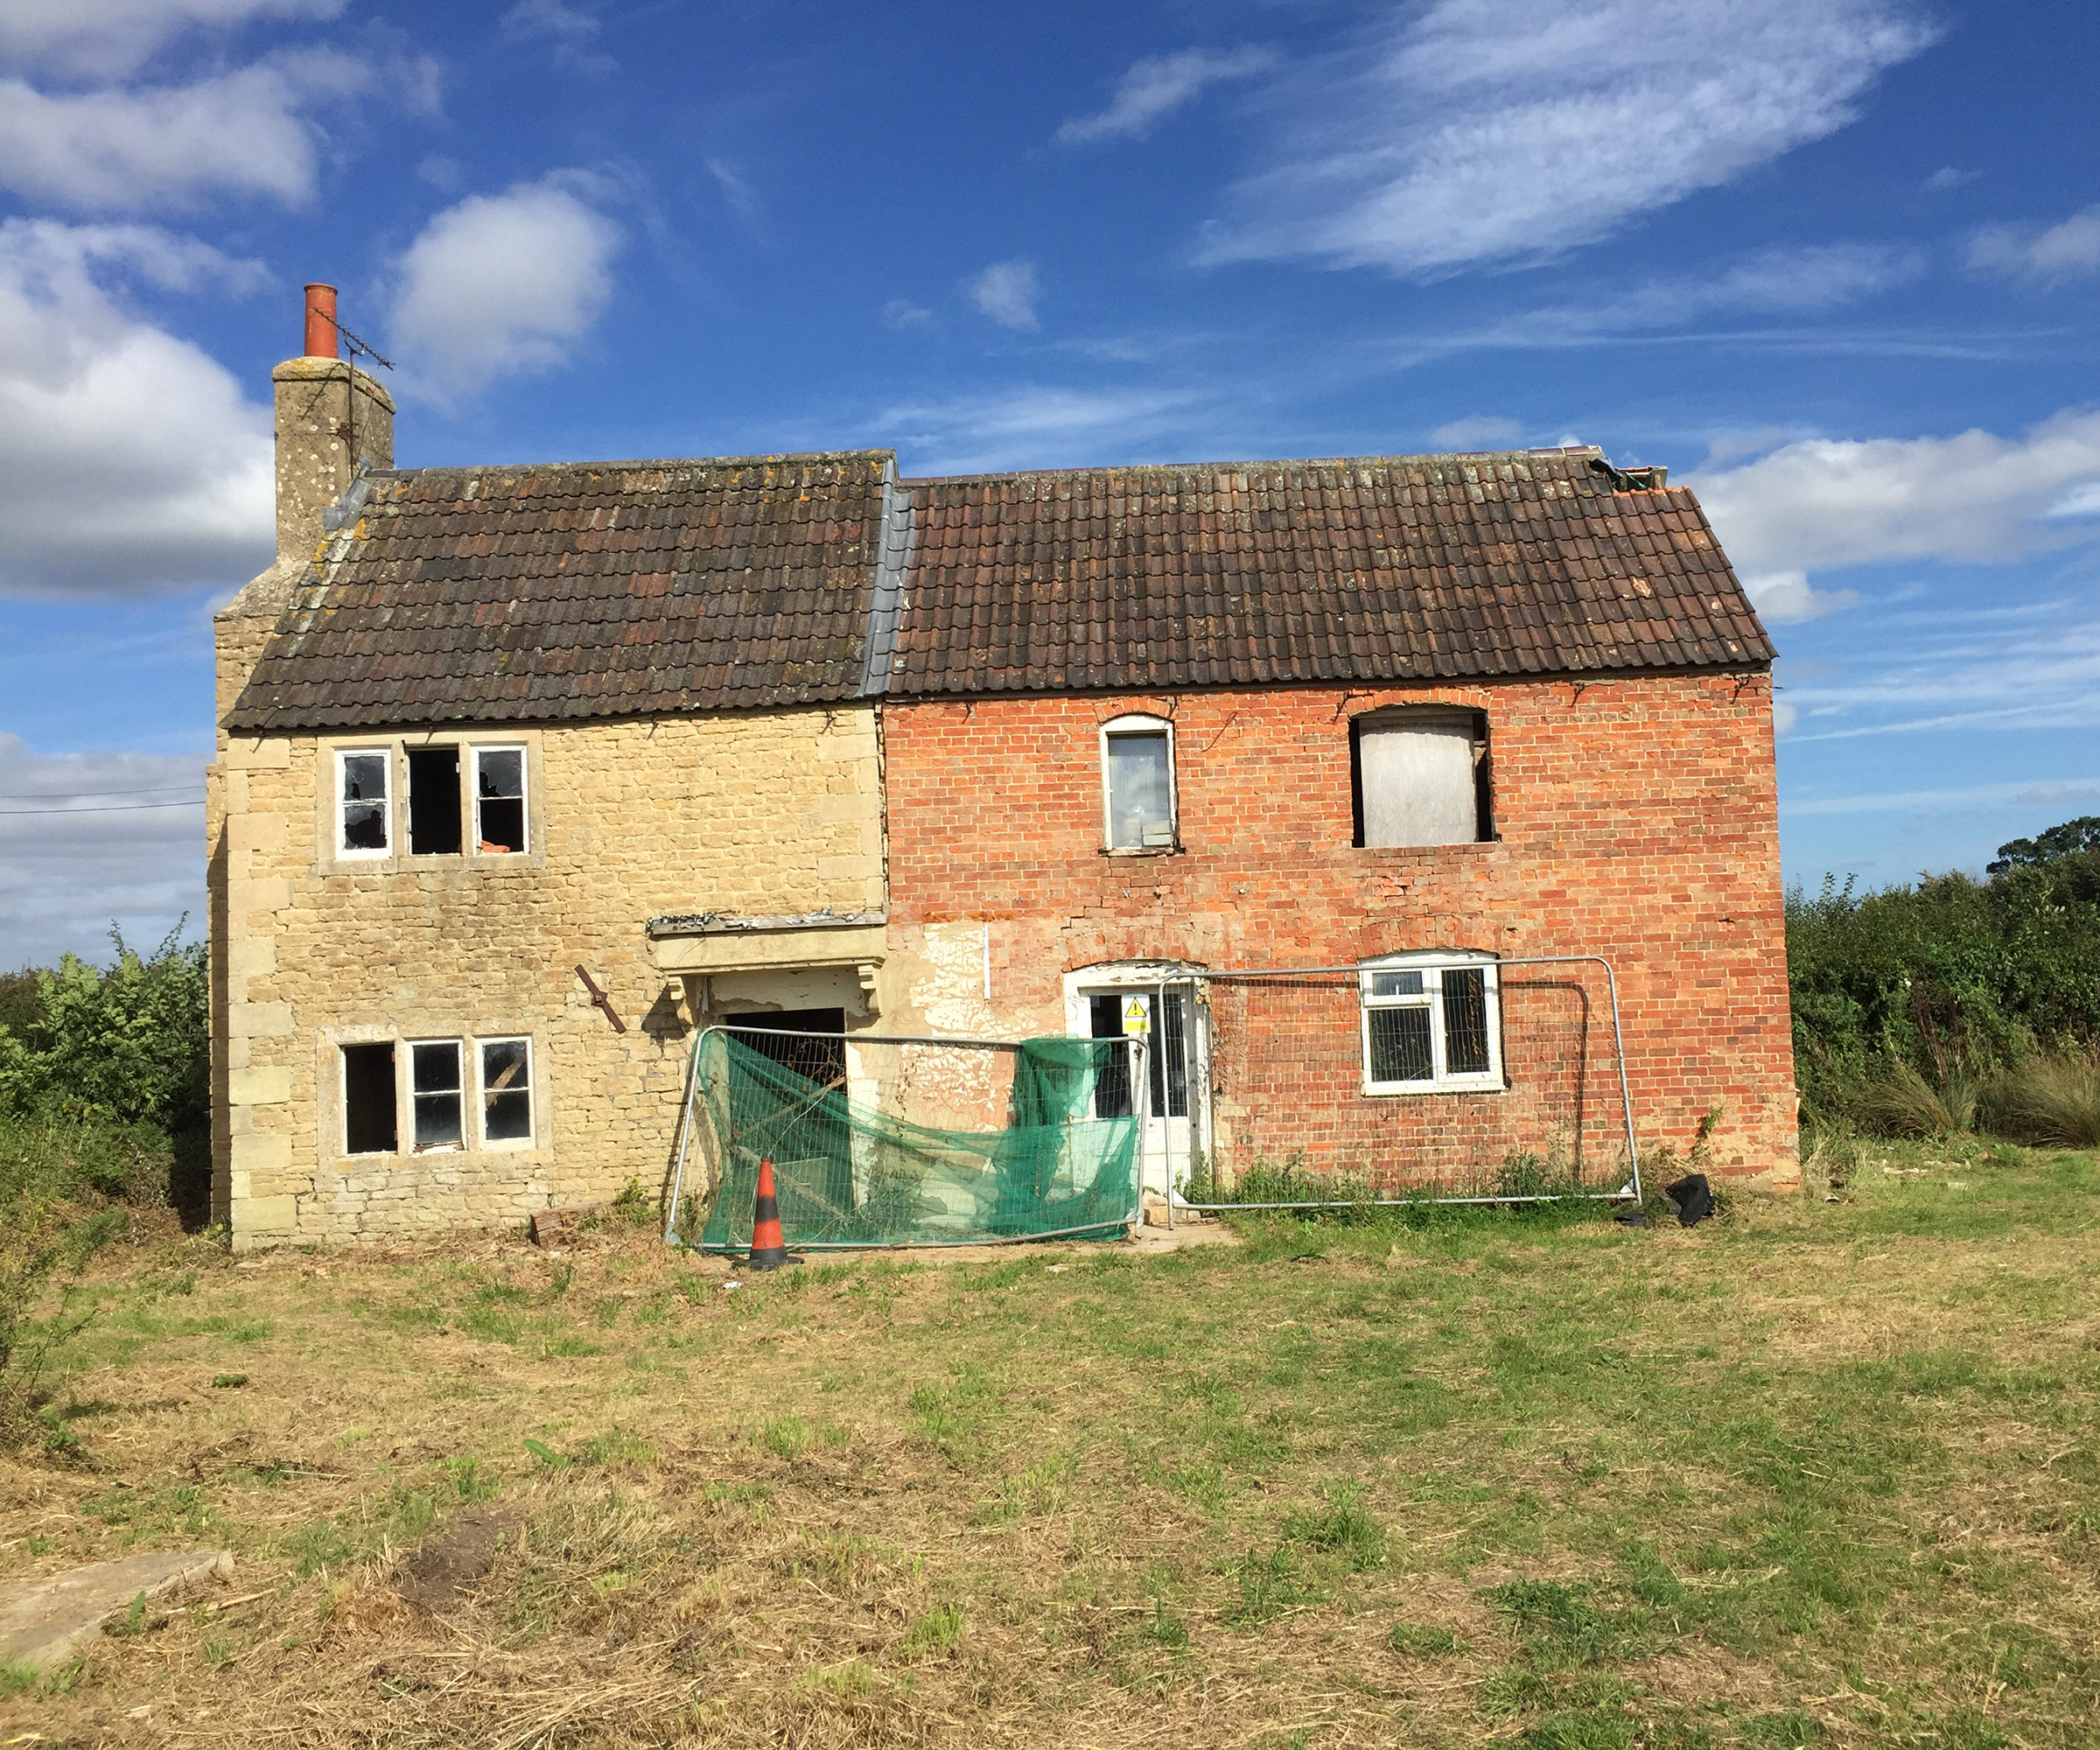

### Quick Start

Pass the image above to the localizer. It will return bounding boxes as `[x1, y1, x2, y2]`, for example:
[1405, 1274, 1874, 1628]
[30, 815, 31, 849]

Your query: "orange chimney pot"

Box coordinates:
[304, 283, 339, 360]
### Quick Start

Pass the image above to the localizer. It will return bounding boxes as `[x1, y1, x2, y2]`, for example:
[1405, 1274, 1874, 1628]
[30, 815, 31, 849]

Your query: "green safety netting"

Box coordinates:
[686, 1032, 1141, 1251]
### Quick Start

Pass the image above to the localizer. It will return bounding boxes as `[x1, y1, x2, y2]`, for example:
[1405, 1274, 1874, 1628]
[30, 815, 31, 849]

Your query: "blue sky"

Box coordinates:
[2, 0, 2096, 964]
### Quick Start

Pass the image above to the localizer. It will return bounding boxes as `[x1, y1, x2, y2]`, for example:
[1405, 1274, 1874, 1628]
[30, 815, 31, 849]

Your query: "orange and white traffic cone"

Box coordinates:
[746, 1157, 798, 1270]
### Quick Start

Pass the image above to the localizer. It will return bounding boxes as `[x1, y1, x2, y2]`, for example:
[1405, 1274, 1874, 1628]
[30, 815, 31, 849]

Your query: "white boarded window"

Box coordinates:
[1100, 716, 1177, 850]
[1360, 954, 1503, 1094]
[337, 749, 392, 857]
[1352, 708, 1489, 847]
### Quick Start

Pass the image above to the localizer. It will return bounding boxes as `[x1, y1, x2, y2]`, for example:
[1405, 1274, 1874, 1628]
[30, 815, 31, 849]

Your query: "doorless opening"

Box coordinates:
[726, 1007, 848, 1086]
[342, 1040, 397, 1154]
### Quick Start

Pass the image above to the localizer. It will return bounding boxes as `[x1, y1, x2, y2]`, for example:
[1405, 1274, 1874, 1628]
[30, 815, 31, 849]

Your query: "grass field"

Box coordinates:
[4, 1140, 2097, 1747]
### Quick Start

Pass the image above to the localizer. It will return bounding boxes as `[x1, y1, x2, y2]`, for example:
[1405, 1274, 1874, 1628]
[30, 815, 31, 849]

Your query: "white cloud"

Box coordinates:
[0, 0, 342, 80]
[1740, 569, 1857, 624]
[387, 172, 623, 407]
[0, 219, 273, 598]
[0, 47, 384, 212]
[878, 384, 1206, 475]
[1782, 774, 2100, 817]
[882, 298, 932, 330]
[1923, 165, 1977, 192]
[500, 0, 612, 74]
[1055, 46, 1277, 145]
[1771, 699, 1798, 736]
[0, 733, 206, 970]
[1690, 409, 2100, 578]
[1200, 0, 1938, 276]
[1970, 206, 2100, 285]
[1430, 415, 1523, 450]
[967, 259, 1040, 331]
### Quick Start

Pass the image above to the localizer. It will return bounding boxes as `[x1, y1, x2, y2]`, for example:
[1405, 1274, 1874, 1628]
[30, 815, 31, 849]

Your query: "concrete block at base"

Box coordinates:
[0, 1550, 233, 1674]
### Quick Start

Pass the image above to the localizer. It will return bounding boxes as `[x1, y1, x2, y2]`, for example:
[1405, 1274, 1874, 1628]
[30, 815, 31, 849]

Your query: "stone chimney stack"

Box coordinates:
[270, 282, 395, 565]
[214, 284, 398, 727]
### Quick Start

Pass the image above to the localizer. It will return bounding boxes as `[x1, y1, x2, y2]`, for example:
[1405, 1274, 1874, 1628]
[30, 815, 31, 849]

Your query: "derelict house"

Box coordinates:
[206, 290, 1794, 1248]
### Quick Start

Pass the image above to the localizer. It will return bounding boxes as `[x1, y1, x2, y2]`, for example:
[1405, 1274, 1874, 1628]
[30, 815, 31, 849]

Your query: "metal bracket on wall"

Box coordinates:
[574, 965, 627, 1033]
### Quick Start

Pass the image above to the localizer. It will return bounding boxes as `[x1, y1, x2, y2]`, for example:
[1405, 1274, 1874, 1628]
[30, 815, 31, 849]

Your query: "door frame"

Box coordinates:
[1060, 961, 1209, 1201]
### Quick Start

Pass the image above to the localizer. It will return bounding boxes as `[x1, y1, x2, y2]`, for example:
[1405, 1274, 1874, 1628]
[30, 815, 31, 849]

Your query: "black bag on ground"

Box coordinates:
[1663, 1172, 1713, 1227]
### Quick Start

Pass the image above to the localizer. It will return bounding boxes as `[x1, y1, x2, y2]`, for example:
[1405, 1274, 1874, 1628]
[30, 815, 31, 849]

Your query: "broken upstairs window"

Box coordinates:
[474, 746, 527, 853]
[341, 1041, 397, 1153]
[338, 750, 390, 855]
[407, 746, 462, 855]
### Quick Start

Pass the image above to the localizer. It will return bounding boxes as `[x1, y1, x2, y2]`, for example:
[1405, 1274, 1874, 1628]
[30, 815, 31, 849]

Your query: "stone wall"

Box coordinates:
[206, 708, 884, 1246]
[874, 675, 1798, 1191]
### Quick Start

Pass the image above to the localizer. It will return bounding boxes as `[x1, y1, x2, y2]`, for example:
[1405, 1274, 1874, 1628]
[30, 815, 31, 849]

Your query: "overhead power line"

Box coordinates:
[0, 785, 206, 802]
[0, 798, 206, 817]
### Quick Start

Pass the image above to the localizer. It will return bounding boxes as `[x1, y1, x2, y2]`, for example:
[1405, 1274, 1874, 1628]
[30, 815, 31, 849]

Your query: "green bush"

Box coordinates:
[0, 926, 208, 1133]
[0, 928, 208, 1445]
[1787, 834, 2100, 1126]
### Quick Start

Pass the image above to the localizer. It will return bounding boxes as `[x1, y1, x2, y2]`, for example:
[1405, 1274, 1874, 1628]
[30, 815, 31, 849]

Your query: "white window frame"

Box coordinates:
[335, 746, 394, 859]
[472, 744, 529, 857]
[1098, 714, 1179, 853]
[475, 1035, 536, 1149]
[1359, 951, 1504, 1096]
[407, 1037, 466, 1153]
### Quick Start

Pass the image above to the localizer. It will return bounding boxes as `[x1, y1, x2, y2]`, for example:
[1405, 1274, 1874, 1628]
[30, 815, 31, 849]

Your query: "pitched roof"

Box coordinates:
[222, 444, 1774, 734]
[885, 447, 1774, 698]
[222, 452, 891, 733]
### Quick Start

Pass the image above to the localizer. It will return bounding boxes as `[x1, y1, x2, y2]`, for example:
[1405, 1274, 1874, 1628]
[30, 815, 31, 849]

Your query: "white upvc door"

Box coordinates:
[1061, 966, 1207, 1200]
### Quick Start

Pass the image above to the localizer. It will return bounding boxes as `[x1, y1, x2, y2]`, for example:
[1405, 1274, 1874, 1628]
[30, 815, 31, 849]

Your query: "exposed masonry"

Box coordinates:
[878, 676, 1797, 1190]
[211, 408, 1795, 1248]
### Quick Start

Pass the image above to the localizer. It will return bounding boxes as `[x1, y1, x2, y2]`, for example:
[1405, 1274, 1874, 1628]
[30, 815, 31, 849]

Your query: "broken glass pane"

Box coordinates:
[476, 747, 526, 852]
[340, 752, 388, 852]
[480, 1039, 533, 1143]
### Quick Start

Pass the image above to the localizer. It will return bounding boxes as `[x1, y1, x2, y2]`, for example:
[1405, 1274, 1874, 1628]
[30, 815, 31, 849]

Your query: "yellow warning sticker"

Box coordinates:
[1122, 998, 1151, 1034]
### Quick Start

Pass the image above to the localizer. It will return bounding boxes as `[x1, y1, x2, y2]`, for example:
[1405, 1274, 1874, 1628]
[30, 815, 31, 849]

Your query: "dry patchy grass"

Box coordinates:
[2, 1140, 2097, 1746]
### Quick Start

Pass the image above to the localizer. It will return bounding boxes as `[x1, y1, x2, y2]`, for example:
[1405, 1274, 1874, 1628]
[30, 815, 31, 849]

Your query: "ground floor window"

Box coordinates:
[480, 1038, 534, 1142]
[340, 1033, 538, 1155]
[1359, 954, 1503, 1094]
[411, 1040, 464, 1151]
[341, 1041, 397, 1153]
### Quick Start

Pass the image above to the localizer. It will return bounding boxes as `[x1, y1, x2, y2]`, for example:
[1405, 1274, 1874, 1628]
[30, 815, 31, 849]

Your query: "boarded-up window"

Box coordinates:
[1102, 718, 1176, 850]
[1351, 709, 1490, 847]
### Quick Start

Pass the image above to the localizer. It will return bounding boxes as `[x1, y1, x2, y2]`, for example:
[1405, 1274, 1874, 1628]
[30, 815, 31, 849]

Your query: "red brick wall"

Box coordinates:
[881, 675, 1797, 1190]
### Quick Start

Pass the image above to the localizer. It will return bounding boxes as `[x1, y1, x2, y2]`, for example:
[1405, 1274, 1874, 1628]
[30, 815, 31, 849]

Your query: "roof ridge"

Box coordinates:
[368, 450, 896, 480]
[895, 445, 1607, 487]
